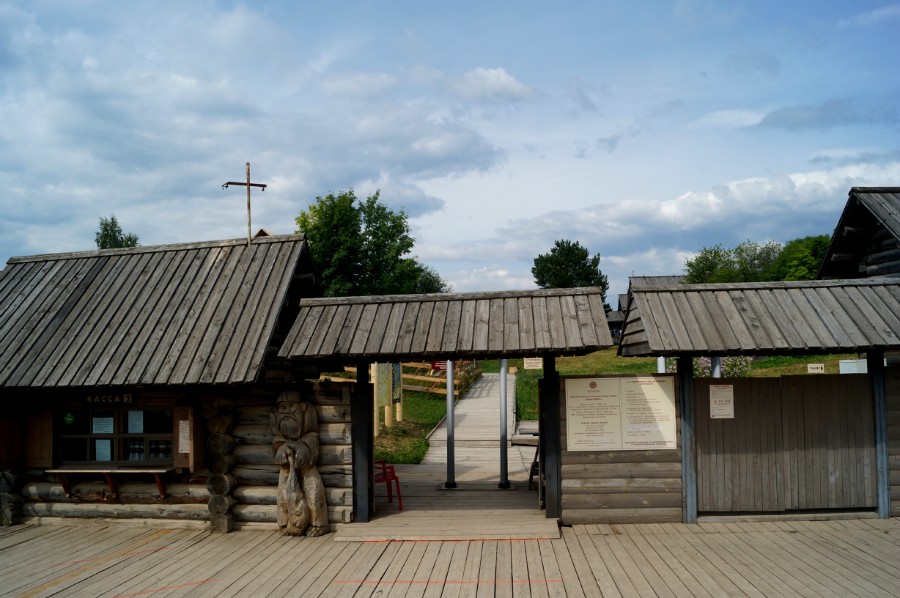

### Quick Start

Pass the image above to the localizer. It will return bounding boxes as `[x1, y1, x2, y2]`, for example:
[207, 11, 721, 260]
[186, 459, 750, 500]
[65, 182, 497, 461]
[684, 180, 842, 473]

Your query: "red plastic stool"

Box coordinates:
[374, 460, 403, 511]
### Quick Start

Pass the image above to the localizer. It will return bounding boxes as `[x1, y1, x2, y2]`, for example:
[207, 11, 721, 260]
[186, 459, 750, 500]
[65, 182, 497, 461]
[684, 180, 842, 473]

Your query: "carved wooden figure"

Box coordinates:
[271, 390, 329, 536]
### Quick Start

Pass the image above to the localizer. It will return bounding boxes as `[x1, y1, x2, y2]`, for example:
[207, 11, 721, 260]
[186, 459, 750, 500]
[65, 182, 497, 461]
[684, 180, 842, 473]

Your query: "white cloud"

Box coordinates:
[321, 71, 398, 97]
[839, 4, 900, 27]
[448, 67, 532, 102]
[691, 109, 765, 128]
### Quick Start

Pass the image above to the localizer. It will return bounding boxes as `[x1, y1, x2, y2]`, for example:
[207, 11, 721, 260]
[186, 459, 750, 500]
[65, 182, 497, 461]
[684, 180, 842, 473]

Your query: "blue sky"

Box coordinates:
[1, 1, 898, 299]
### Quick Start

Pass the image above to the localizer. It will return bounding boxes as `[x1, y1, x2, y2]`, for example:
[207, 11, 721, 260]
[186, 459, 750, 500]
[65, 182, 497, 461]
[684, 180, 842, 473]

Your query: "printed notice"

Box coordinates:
[127, 410, 144, 434]
[523, 358, 544, 370]
[621, 377, 677, 449]
[92, 416, 114, 435]
[178, 420, 192, 453]
[95, 439, 112, 461]
[565, 376, 676, 451]
[565, 378, 622, 450]
[709, 384, 735, 419]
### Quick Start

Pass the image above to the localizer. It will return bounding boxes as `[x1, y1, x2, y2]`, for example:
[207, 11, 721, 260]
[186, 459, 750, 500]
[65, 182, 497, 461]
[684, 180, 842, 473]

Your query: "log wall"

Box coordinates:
[888, 366, 900, 517]
[9, 380, 354, 532]
[227, 381, 353, 531]
[559, 375, 683, 525]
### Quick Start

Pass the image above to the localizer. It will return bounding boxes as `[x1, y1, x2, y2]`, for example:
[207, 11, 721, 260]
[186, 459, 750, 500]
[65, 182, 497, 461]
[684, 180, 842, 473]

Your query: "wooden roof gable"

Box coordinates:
[818, 187, 900, 279]
[279, 287, 613, 362]
[618, 279, 900, 357]
[0, 235, 313, 387]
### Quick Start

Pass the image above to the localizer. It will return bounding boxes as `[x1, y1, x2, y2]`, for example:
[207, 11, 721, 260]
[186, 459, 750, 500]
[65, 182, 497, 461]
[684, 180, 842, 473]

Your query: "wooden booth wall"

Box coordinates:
[5, 381, 353, 530]
[889, 366, 900, 516]
[695, 375, 877, 514]
[559, 375, 683, 525]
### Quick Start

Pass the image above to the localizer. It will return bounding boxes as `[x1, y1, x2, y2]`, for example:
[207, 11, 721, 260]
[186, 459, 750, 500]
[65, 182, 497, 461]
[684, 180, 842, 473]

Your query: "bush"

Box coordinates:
[666, 356, 752, 377]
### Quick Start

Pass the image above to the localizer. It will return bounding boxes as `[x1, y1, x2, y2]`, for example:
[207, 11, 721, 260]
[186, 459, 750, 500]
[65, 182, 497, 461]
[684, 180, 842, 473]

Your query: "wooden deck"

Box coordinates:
[6, 374, 899, 595]
[2, 518, 899, 596]
[337, 373, 555, 541]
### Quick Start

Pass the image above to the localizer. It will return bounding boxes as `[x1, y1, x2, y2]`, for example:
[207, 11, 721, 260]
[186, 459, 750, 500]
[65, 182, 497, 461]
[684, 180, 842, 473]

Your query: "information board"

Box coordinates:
[565, 376, 676, 451]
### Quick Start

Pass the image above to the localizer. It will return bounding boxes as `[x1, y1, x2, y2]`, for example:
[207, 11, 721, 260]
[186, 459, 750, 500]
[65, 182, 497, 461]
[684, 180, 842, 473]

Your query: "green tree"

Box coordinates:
[768, 235, 831, 281]
[531, 239, 610, 309]
[296, 189, 450, 296]
[95, 214, 139, 249]
[683, 240, 782, 283]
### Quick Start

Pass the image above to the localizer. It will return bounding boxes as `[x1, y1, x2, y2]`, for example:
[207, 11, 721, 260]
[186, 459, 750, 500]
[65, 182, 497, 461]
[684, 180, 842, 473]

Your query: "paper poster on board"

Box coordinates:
[709, 384, 735, 419]
[565, 376, 676, 451]
[565, 378, 622, 450]
[621, 377, 677, 450]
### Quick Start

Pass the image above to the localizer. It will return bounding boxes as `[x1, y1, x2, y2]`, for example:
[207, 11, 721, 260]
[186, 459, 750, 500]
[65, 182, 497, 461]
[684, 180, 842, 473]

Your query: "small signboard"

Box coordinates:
[709, 384, 735, 419]
[807, 364, 825, 374]
[430, 360, 448, 371]
[523, 357, 544, 370]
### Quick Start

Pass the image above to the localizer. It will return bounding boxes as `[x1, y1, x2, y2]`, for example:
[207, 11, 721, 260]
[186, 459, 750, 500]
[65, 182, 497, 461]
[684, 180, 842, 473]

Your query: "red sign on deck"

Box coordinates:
[430, 360, 448, 371]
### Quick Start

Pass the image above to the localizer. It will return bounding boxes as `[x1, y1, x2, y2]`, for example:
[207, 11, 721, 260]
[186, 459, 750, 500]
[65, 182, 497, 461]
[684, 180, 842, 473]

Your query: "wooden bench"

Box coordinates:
[46, 468, 174, 499]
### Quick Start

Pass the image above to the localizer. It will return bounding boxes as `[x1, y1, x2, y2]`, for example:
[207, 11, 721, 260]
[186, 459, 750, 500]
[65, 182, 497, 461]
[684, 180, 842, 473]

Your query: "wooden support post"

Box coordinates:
[541, 355, 561, 519]
[678, 356, 697, 523]
[868, 350, 890, 518]
[352, 361, 374, 522]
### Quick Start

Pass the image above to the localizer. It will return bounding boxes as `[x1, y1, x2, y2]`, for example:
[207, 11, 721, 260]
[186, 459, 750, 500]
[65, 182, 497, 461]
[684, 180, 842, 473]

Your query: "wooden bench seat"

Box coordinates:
[46, 467, 174, 499]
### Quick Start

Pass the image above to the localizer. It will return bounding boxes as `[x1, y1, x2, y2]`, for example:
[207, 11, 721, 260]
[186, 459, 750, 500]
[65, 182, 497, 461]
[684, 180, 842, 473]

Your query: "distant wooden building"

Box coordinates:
[818, 187, 900, 280]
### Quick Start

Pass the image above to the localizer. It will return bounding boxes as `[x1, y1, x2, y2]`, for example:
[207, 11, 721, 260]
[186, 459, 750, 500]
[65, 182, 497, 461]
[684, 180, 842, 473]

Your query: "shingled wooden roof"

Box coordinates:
[818, 187, 900, 279]
[279, 287, 613, 361]
[618, 279, 900, 357]
[0, 235, 315, 387]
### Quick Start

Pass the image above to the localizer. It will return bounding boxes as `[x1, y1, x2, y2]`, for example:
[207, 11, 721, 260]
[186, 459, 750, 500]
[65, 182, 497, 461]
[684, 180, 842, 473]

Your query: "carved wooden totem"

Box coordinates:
[271, 390, 329, 536]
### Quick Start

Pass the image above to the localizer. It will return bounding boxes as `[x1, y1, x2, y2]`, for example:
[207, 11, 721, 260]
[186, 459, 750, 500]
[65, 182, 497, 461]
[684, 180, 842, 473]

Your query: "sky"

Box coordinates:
[1, 1, 898, 301]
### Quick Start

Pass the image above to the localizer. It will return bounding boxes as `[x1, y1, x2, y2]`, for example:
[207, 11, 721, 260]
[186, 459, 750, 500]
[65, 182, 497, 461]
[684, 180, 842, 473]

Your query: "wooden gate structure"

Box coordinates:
[695, 376, 877, 514]
[619, 278, 900, 522]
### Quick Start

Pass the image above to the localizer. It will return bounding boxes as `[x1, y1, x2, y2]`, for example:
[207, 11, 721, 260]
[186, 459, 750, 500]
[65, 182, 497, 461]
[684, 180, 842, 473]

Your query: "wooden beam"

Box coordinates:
[868, 351, 890, 518]
[678, 356, 697, 523]
[351, 361, 373, 522]
[541, 355, 561, 519]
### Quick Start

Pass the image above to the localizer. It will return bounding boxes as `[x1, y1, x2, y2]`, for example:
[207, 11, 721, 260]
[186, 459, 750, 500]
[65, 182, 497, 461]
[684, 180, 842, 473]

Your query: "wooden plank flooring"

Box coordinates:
[5, 374, 900, 595]
[335, 372, 555, 542]
[3, 518, 897, 596]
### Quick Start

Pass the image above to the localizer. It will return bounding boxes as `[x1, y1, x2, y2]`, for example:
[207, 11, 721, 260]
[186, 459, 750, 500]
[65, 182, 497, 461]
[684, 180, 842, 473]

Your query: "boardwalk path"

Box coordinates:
[334, 372, 555, 541]
[2, 519, 899, 596]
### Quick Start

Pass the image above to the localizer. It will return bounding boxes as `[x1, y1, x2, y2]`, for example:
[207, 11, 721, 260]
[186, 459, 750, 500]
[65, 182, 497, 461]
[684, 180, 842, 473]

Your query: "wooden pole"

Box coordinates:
[868, 350, 890, 518]
[221, 162, 266, 248]
[678, 355, 697, 523]
[352, 361, 373, 522]
[541, 355, 561, 518]
[245, 162, 251, 246]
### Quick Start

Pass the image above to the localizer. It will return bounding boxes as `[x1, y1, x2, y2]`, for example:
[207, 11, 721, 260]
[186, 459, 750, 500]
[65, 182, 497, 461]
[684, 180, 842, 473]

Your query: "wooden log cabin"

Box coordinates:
[0, 234, 360, 531]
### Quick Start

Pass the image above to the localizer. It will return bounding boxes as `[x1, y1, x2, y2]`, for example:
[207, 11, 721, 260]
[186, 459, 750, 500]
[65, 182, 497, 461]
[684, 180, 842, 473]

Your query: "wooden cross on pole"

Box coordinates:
[222, 162, 267, 246]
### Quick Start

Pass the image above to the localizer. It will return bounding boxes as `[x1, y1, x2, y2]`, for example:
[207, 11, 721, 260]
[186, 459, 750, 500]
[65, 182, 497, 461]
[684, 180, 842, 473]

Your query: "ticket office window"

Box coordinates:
[57, 409, 174, 466]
